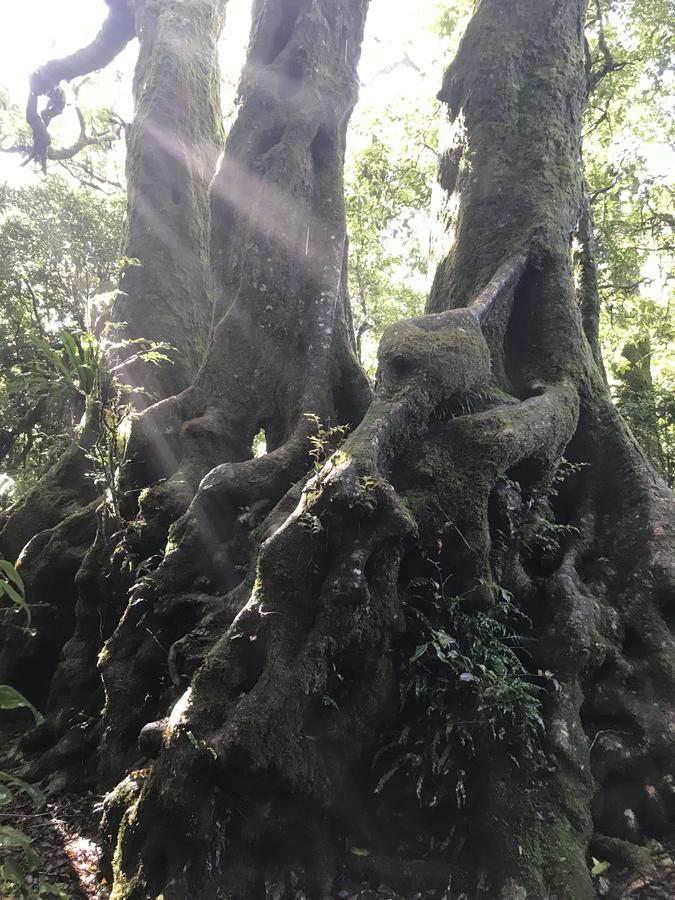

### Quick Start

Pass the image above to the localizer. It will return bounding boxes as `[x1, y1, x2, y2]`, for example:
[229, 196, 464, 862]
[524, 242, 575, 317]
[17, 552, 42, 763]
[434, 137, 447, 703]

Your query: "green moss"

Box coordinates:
[540, 819, 595, 900]
[428, 0, 594, 387]
[472, 768, 594, 900]
[114, 0, 226, 394]
[590, 834, 658, 878]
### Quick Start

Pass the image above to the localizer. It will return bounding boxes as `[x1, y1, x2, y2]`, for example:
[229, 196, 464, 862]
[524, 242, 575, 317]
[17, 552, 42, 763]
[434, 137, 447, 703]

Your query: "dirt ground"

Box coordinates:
[1, 788, 674, 899]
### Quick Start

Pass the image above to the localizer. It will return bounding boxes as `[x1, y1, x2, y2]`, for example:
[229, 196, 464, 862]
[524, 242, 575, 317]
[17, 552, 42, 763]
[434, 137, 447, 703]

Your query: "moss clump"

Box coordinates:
[590, 834, 658, 878]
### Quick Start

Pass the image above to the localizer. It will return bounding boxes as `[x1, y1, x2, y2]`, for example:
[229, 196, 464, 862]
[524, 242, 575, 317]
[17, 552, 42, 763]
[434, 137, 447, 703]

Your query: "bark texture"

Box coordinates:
[102, 1, 673, 897]
[2, 0, 674, 899]
[113, 0, 228, 400]
[0, 0, 228, 680]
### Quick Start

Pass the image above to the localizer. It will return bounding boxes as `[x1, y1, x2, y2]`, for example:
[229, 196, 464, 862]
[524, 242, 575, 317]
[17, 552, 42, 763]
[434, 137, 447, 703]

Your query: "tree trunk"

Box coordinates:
[3, 0, 674, 898]
[0, 0, 228, 696]
[113, 0, 228, 401]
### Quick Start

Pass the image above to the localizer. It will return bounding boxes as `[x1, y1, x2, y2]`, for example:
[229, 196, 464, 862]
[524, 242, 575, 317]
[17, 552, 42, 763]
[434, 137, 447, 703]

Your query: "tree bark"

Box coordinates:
[98, 1, 673, 897]
[96, 0, 372, 790]
[2, 1, 674, 898]
[112, 0, 228, 401]
[615, 333, 666, 473]
[0, 0, 228, 701]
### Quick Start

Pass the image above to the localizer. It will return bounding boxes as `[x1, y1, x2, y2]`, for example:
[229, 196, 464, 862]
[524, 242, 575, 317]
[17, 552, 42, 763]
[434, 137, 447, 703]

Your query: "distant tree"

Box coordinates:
[583, 0, 674, 480]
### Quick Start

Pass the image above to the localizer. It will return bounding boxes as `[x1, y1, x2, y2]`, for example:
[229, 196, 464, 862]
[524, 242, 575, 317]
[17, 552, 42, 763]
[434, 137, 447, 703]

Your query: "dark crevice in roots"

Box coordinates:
[256, 125, 285, 156]
[310, 126, 334, 173]
[279, 57, 305, 99]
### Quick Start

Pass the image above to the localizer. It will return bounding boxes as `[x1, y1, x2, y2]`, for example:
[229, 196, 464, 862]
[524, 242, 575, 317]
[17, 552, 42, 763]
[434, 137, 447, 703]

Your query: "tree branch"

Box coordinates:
[469, 253, 528, 323]
[2, 106, 122, 166]
[24, 0, 135, 171]
[586, 0, 626, 95]
[0, 396, 48, 466]
[589, 175, 619, 204]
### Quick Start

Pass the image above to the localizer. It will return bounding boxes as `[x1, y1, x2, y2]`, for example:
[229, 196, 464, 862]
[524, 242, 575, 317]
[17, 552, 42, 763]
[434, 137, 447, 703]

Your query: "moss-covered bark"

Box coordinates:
[2, 0, 674, 898]
[0, 0, 228, 731]
[96, 0, 372, 787]
[113, 0, 228, 400]
[0, 0, 227, 564]
[97, 2, 673, 897]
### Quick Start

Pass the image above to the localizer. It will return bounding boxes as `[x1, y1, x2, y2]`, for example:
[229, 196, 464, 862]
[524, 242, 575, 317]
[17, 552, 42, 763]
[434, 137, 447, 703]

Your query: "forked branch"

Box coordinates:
[24, 0, 135, 170]
[2, 107, 122, 166]
[586, 0, 626, 95]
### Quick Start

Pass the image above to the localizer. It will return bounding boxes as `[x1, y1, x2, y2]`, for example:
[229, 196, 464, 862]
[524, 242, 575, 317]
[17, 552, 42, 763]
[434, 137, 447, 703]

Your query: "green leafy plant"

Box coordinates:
[374, 575, 544, 817]
[40, 325, 174, 523]
[0, 560, 29, 626]
[499, 458, 589, 560]
[0, 685, 42, 725]
[0, 564, 68, 898]
[0, 682, 68, 898]
[33, 329, 100, 398]
[304, 413, 349, 469]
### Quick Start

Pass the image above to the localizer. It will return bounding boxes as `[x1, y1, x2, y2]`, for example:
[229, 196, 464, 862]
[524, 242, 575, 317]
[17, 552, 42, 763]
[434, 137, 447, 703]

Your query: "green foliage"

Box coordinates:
[345, 100, 437, 369]
[0, 685, 42, 724]
[34, 329, 101, 398]
[616, 377, 675, 484]
[433, 0, 475, 47]
[0, 573, 68, 897]
[499, 460, 587, 560]
[0, 691, 54, 897]
[0, 825, 69, 898]
[304, 413, 349, 469]
[0, 559, 28, 626]
[374, 575, 544, 815]
[0, 176, 124, 495]
[81, 328, 172, 522]
[583, 0, 674, 482]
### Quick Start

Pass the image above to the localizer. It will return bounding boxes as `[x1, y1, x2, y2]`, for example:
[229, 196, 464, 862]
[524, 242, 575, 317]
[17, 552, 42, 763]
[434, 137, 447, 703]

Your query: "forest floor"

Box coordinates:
[1, 790, 674, 899]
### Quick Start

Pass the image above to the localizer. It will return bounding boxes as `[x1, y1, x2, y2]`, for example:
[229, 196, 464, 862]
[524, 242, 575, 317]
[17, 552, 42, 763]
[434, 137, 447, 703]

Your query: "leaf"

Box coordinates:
[0, 559, 24, 594]
[0, 856, 27, 888]
[0, 685, 44, 723]
[38, 882, 70, 898]
[410, 643, 429, 663]
[459, 672, 475, 683]
[591, 857, 611, 876]
[0, 771, 45, 810]
[0, 784, 12, 805]
[373, 752, 418, 795]
[0, 824, 34, 849]
[0, 580, 30, 625]
[350, 847, 370, 857]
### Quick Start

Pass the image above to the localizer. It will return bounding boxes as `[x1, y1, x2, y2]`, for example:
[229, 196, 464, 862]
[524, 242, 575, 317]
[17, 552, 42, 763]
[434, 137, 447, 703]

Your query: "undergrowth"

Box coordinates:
[374, 574, 545, 827]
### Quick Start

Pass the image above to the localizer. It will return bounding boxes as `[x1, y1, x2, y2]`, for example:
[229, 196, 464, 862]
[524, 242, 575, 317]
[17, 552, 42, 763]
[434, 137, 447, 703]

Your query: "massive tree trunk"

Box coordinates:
[113, 0, 228, 400]
[2, 0, 674, 898]
[0, 0, 227, 695]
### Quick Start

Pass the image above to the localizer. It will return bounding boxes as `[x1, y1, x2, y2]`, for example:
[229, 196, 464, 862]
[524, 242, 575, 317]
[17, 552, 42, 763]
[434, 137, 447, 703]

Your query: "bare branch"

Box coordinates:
[470, 253, 529, 323]
[56, 156, 123, 195]
[24, 0, 135, 171]
[1, 106, 122, 166]
[589, 176, 620, 204]
[586, 0, 627, 95]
